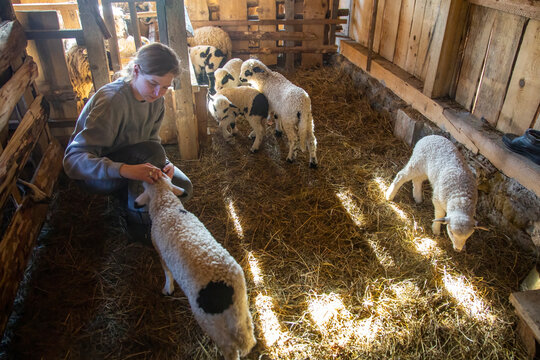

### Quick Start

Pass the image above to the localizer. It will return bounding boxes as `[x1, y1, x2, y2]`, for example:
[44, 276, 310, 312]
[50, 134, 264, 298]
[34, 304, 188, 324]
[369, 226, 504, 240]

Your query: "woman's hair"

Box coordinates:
[123, 42, 180, 81]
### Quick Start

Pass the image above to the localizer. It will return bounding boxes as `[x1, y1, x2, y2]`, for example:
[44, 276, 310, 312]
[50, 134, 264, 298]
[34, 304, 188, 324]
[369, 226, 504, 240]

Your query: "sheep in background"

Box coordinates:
[240, 59, 318, 168]
[214, 58, 243, 93]
[208, 86, 269, 153]
[64, 42, 93, 109]
[135, 176, 256, 360]
[188, 26, 232, 61]
[385, 135, 486, 252]
[189, 45, 227, 93]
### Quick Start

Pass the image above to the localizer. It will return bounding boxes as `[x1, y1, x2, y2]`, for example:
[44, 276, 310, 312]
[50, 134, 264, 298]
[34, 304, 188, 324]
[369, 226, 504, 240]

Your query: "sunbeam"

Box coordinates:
[226, 197, 244, 239]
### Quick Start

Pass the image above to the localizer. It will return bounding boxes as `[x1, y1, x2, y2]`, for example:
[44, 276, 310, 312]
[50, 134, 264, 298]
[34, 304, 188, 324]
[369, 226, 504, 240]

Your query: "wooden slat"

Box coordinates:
[372, 0, 385, 53]
[469, 0, 540, 21]
[285, 0, 295, 73]
[102, 2, 121, 72]
[0, 57, 38, 133]
[497, 19, 540, 135]
[473, 11, 525, 126]
[0, 95, 49, 211]
[328, 0, 340, 45]
[0, 20, 27, 74]
[258, 0, 278, 65]
[378, 0, 401, 62]
[233, 44, 337, 54]
[218, 0, 248, 60]
[191, 18, 347, 26]
[13, 2, 79, 11]
[302, 0, 328, 66]
[185, 0, 209, 24]
[350, 0, 373, 47]
[414, 0, 441, 81]
[228, 30, 317, 41]
[393, 0, 415, 69]
[404, 0, 426, 74]
[0, 138, 63, 337]
[510, 290, 540, 342]
[454, 5, 496, 111]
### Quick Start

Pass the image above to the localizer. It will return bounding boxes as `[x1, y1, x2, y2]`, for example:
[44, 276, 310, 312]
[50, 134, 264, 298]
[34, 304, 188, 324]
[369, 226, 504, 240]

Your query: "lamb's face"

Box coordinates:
[214, 69, 236, 92]
[239, 59, 268, 88]
[446, 215, 475, 252]
[210, 95, 237, 129]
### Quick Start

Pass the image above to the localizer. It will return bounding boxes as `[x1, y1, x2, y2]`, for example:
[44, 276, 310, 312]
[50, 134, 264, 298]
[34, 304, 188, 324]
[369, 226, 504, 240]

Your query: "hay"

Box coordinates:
[0, 65, 534, 359]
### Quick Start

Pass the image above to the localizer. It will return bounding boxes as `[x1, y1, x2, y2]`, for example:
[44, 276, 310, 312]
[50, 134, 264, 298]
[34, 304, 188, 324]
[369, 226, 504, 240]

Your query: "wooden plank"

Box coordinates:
[228, 30, 317, 40]
[378, 0, 401, 62]
[166, 0, 198, 160]
[285, 0, 295, 72]
[423, 0, 468, 98]
[13, 3, 79, 11]
[218, 0, 248, 60]
[302, 0, 328, 66]
[372, 0, 385, 54]
[0, 138, 63, 337]
[102, 1, 121, 72]
[0, 20, 27, 74]
[414, 0, 441, 80]
[473, 11, 525, 126]
[349, 0, 373, 47]
[0, 57, 38, 133]
[404, 0, 426, 74]
[0, 95, 49, 211]
[497, 19, 540, 135]
[510, 290, 540, 342]
[328, 0, 340, 45]
[185, 0, 209, 24]
[194, 86, 208, 145]
[190, 18, 348, 26]
[469, 0, 540, 21]
[233, 44, 337, 54]
[454, 5, 496, 111]
[258, 0, 278, 65]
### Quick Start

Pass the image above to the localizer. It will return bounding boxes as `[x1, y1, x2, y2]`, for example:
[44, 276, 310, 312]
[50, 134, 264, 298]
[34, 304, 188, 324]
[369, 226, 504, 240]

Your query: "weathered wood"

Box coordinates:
[497, 19, 540, 135]
[0, 138, 63, 338]
[128, 1, 142, 49]
[0, 95, 49, 211]
[510, 290, 540, 343]
[302, 0, 327, 66]
[455, 5, 496, 111]
[372, 0, 385, 54]
[469, 0, 540, 21]
[233, 44, 338, 54]
[285, 0, 295, 73]
[13, 2, 79, 11]
[102, 1, 121, 72]
[191, 18, 347, 26]
[404, 0, 426, 74]
[423, 0, 469, 98]
[167, 0, 198, 160]
[22, 29, 84, 40]
[185, 0, 209, 23]
[378, 0, 401, 62]
[0, 57, 38, 133]
[159, 88, 177, 144]
[228, 30, 317, 41]
[218, 0, 248, 60]
[0, 20, 27, 74]
[473, 11, 525, 126]
[194, 87, 207, 145]
[392, 0, 415, 69]
[350, 0, 373, 47]
[78, 0, 110, 90]
[414, 0, 441, 81]
[366, 0, 379, 72]
[258, 0, 278, 65]
[328, 0, 340, 46]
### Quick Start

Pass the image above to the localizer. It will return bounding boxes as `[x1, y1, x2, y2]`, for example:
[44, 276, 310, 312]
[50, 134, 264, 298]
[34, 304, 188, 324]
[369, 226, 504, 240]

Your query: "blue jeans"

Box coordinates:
[77, 141, 193, 224]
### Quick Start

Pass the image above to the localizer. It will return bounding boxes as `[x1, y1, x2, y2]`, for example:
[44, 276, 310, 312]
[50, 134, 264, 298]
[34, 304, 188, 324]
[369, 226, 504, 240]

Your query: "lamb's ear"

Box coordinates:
[474, 222, 490, 231]
[135, 192, 150, 208]
[433, 217, 449, 224]
[170, 184, 185, 197]
[253, 66, 265, 74]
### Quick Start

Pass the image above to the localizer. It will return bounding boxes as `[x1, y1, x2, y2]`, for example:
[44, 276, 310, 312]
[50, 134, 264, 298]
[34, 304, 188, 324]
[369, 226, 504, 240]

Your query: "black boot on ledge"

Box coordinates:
[502, 129, 540, 166]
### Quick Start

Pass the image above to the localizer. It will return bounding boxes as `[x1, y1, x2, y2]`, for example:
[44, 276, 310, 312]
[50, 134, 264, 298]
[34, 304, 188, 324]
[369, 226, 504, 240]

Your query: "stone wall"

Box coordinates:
[331, 54, 540, 255]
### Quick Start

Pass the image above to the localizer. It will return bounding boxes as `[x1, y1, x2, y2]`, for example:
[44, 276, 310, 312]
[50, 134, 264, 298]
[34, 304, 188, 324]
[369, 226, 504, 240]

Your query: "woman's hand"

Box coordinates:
[162, 161, 174, 179]
[119, 163, 163, 184]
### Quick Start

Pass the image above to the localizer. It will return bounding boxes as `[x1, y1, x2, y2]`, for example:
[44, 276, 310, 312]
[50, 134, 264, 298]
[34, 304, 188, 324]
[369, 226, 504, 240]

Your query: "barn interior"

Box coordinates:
[1, 0, 539, 359]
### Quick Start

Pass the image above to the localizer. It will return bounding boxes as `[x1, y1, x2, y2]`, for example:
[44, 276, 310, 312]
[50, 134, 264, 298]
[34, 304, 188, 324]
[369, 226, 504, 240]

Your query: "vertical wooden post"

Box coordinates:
[303, 0, 328, 67]
[366, 0, 379, 72]
[102, 0, 121, 73]
[128, 1, 142, 49]
[329, 0, 340, 46]
[285, 0, 295, 73]
[166, 0, 198, 160]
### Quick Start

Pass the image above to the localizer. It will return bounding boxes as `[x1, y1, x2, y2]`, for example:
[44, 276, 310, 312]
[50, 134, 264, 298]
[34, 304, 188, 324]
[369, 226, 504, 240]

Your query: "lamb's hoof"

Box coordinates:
[162, 288, 174, 296]
[286, 158, 294, 163]
[250, 148, 259, 154]
[309, 161, 318, 169]
[275, 130, 283, 137]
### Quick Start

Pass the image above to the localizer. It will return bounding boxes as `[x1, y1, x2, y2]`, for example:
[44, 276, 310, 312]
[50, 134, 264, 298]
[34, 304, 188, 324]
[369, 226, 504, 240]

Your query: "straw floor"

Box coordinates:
[0, 65, 535, 360]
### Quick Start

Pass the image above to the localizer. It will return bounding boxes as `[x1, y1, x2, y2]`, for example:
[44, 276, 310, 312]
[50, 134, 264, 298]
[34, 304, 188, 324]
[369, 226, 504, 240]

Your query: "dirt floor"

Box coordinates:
[0, 64, 535, 360]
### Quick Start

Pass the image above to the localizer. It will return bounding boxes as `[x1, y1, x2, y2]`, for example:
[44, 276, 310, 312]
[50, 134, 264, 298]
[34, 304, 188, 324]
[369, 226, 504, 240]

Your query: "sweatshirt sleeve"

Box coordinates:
[63, 93, 125, 181]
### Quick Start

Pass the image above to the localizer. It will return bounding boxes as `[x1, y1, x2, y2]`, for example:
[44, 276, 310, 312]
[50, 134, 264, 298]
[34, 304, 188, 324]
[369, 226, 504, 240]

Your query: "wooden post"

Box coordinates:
[367, 0, 379, 72]
[166, 0, 198, 159]
[285, 0, 295, 73]
[102, 0, 121, 73]
[128, 1, 142, 49]
[302, 0, 328, 67]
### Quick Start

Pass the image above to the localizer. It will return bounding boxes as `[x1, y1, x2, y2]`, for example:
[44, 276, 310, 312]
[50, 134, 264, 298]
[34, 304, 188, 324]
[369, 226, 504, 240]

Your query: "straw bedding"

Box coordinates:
[0, 64, 535, 359]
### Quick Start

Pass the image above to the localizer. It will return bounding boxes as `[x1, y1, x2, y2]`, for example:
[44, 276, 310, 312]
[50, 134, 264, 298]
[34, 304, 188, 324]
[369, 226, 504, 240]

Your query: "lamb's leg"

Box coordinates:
[432, 200, 445, 235]
[306, 131, 318, 168]
[274, 113, 282, 137]
[152, 239, 175, 295]
[283, 120, 298, 162]
[220, 121, 233, 140]
[247, 116, 265, 153]
[385, 167, 414, 201]
[412, 177, 425, 203]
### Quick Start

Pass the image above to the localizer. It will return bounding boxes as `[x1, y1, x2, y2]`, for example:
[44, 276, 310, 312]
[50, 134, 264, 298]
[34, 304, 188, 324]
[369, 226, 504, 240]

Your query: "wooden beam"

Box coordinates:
[23, 29, 83, 40]
[13, 2, 79, 11]
[233, 44, 337, 54]
[469, 0, 540, 21]
[102, 1, 121, 72]
[0, 57, 38, 133]
[191, 19, 347, 26]
[367, 0, 379, 72]
[0, 138, 63, 337]
[128, 1, 142, 49]
[227, 30, 317, 41]
[284, 0, 294, 73]
[302, 0, 327, 66]
[340, 39, 540, 198]
[0, 20, 27, 74]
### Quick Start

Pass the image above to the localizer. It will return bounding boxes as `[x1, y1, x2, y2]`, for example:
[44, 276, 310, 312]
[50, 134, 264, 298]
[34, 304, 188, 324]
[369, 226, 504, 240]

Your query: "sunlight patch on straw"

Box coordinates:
[374, 177, 388, 194]
[226, 197, 244, 239]
[247, 252, 264, 287]
[413, 237, 443, 258]
[255, 293, 290, 348]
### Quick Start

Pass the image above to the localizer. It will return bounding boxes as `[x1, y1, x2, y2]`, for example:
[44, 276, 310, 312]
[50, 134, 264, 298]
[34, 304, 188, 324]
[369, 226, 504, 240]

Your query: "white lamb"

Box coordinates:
[214, 58, 243, 93]
[208, 87, 269, 153]
[188, 26, 233, 60]
[134, 177, 256, 360]
[385, 135, 485, 252]
[239, 59, 318, 168]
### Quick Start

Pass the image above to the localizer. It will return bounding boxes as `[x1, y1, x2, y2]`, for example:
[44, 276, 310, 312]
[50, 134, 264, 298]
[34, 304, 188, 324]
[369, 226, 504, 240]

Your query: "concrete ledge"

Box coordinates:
[339, 39, 540, 198]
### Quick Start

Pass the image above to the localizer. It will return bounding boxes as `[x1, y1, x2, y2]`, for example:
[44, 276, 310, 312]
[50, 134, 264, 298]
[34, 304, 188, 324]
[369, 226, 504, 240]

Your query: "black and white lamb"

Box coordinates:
[385, 135, 486, 252]
[135, 177, 256, 360]
[208, 86, 269, 153]
[214, 58, 244, 93]
[187, 26, 233, 60]
[189, 45, 227, 91]
[239, 59, 318, 168]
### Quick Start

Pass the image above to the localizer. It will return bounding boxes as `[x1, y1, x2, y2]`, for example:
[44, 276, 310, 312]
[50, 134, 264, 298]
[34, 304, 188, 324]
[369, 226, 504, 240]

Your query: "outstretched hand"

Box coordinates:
[162, 162, 174, 179]
[119, 163, 164, 184]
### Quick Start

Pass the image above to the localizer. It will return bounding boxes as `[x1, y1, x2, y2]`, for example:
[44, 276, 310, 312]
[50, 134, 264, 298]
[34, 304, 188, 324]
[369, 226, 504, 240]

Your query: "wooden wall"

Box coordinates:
[349, 0, 540, 136]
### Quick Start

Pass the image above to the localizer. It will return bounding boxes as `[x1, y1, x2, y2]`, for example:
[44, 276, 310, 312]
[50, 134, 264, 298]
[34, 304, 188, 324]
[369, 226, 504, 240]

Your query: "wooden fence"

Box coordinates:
[349, 0, 539, 136]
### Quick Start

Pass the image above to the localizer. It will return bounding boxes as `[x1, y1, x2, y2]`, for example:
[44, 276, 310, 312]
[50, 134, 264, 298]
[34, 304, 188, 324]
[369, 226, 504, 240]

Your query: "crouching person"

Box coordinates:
[63, 42, 193, 244]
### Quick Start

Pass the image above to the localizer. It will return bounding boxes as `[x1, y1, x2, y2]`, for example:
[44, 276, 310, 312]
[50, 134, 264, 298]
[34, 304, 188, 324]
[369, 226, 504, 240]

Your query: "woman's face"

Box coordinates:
[131, 65, 174, 102]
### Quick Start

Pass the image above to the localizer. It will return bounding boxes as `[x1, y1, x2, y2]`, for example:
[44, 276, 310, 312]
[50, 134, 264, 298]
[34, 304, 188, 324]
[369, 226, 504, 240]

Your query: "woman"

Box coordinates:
[63, 42, 193, 242]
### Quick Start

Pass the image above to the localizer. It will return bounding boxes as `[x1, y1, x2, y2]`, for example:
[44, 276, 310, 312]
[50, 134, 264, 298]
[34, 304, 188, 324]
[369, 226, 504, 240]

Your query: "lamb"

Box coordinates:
[134, 176, 256, 360]
[385, 135, 485, 252]
[208, 86, 269, 153]
[239, 59, 318, 168]
[187, 26, 233, 61]
[214, 58, 243, 93]
[189, 45, 226, 92]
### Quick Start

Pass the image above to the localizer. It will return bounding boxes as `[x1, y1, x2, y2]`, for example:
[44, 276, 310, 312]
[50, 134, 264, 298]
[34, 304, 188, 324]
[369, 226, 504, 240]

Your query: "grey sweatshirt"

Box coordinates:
[63, 78, 165, 181]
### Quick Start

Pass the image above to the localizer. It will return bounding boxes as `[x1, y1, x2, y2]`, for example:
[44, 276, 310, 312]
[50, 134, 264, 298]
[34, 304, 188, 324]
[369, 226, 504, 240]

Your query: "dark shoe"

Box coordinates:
[125, 221, 152, 246]
[502, 129, 540, 165]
